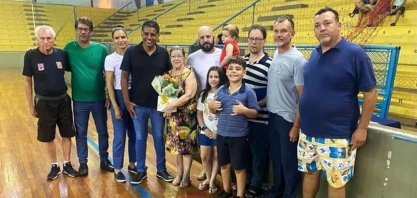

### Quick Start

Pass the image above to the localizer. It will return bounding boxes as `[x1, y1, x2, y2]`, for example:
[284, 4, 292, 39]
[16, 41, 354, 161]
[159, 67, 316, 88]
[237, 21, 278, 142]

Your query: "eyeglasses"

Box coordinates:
[76, 28, 90, 33]
[247, 37, 264, 43]
[170, 56, 183, 59]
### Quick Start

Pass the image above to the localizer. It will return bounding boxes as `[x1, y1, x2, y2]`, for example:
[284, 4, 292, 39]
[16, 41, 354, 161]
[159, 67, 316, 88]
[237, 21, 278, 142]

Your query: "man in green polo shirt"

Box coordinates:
[64, 16, 113, 176]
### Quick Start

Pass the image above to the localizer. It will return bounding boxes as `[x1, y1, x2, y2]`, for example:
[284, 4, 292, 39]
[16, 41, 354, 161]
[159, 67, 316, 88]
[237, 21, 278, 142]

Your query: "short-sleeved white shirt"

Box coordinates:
[197, 92, 218, 134]
[188, 48, 221, 90]
[104, 52, 131, 90]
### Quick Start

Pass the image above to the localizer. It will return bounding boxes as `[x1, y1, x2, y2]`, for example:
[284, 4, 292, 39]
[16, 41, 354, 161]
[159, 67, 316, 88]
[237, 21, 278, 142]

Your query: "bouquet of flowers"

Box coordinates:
[151, 74, 182, 112]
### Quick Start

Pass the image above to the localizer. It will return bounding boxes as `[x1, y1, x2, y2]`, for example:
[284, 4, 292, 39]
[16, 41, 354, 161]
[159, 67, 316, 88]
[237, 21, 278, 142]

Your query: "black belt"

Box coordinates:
[35, 93, 68, 100]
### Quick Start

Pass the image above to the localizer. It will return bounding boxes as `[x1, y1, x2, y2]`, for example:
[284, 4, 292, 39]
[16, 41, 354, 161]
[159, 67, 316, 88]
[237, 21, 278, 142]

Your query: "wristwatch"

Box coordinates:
[200, 126, 208, 131]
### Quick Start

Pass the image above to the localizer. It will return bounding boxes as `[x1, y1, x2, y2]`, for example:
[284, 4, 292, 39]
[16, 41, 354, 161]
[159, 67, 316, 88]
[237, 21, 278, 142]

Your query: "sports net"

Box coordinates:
[345, 0, 393, 44]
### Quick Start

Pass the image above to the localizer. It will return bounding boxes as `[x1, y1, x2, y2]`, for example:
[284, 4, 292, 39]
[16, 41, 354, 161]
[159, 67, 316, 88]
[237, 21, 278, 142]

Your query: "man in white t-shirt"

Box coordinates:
[187, 26, 221, 90]
[187, 26, 221, 181]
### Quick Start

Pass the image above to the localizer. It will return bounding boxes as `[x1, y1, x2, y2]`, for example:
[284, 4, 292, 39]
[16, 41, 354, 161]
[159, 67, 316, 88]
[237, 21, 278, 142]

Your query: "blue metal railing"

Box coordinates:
[101, 42, 400, 118]
[293, 44, 401, 119]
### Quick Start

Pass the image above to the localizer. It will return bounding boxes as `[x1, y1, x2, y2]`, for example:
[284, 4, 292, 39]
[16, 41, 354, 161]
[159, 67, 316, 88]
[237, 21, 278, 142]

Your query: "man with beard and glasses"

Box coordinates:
[63, 16, 113, 177]
[188, 26, 222, 91]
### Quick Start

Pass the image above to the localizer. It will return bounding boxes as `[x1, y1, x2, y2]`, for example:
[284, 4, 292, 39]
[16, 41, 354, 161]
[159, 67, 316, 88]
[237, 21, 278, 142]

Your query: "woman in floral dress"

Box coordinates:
[163, 46, 198, 188]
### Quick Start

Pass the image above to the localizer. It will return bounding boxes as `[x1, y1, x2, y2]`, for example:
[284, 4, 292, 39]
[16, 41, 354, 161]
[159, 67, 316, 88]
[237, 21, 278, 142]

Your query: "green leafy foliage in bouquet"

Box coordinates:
[151, 74, 181, 98]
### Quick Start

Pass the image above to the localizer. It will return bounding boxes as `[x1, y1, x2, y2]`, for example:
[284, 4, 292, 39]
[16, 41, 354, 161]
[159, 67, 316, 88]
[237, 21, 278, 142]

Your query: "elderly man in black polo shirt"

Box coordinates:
[120, 20, 174, 184]
[23, 25, 78, 180]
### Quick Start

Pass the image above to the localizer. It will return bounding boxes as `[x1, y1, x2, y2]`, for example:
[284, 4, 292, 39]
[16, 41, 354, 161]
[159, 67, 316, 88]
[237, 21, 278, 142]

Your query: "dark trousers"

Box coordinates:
[247, 121, 269, 189]
[268, 113, 300, 198]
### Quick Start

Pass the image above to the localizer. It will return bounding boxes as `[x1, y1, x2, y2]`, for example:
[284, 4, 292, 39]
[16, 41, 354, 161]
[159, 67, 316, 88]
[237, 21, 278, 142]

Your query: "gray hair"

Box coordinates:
[34, 25, 56, 38]
[275, 15, 295, 31]
[170, 45, 185, 57]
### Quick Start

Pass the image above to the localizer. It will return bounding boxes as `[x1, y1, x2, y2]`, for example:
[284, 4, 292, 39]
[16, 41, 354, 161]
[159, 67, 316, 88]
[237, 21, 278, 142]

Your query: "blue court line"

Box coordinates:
[86, 135, 153, 198]
[392, 136, 417, 144]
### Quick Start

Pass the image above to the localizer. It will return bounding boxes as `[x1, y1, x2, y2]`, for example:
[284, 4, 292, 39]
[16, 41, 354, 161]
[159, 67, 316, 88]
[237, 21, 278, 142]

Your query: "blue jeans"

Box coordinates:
[111, 90, 136, 169]
[247, 121, 269, 189]
[268, 113, 300, 198]
[132, 106, 166, 172]
[73, 100, 109, 163]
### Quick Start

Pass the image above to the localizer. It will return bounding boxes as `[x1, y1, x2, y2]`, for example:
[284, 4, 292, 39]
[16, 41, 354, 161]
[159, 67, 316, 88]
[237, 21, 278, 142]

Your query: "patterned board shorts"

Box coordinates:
[297, 132, 357, 188]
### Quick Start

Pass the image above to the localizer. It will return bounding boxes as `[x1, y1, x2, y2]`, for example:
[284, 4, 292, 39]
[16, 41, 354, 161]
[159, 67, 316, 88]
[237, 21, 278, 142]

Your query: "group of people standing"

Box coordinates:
[23, 17, 115, 181]
[23, 6, 377, 198]
[23, 18, 176, 185]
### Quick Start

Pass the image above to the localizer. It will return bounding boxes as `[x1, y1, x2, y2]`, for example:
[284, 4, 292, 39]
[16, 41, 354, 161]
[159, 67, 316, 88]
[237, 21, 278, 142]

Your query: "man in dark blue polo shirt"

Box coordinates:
[120, 20, 174, 184]
[298, 7, 377, 198]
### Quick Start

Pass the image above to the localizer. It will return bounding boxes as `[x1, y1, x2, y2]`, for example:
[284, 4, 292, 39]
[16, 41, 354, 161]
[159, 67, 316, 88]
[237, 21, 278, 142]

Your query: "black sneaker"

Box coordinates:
[131, 171, 147, 184]
[128, 165, 138, 174]
[258, 189, 279, 198]
[63, 162, 78, 177]
[245, 186, 261, 198]
[114, 172, 126, 183]
[217, 190, 233, 198]
[156, 170, 174, 182]
[46, 164, 61, 180]
[100, 159, 114, 172]
[78, 163, 88, 176]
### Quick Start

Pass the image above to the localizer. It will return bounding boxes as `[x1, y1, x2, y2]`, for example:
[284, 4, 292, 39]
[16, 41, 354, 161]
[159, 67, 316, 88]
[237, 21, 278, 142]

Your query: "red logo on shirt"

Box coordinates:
[37, 63, 44, 71]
